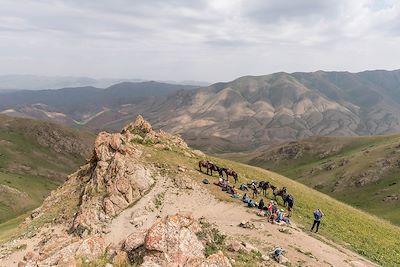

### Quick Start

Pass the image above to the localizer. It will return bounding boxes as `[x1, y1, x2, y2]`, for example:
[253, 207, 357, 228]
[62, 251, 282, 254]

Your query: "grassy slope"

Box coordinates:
[0, 115, 94, 224]
[1, 141, 399, 265]
[225, 135, 400, 226]
[141, 146, 400, 266]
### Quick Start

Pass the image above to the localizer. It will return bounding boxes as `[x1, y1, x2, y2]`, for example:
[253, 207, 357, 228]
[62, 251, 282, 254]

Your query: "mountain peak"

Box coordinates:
[122, 114, 153, 136]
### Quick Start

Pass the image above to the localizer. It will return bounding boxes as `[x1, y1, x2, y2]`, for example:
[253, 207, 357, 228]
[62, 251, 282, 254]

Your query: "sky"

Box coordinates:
[0, 0, 399, 82]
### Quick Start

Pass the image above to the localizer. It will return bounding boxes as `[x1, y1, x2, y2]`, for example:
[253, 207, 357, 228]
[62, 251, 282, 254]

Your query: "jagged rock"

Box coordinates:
[241, 242, 258, 253]
[23, 251, 38, 262]
[279, 228, 293, 234]
[199, 251, 231, 266]
[142, 213, 204, 266]
[75, 236, 105, 260]
[39, 236, 104, 266]
[122, 115, 153, 136]
[239, 220, 255, 229]
[227, 241, 243, 252]
[172, 175, 195, 190]
[69, 126, 154, 235]
[123, 229, 147, 253]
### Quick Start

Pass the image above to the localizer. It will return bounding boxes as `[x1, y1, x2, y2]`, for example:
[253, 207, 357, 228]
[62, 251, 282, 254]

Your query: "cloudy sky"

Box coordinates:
[0, 0, 399, 82]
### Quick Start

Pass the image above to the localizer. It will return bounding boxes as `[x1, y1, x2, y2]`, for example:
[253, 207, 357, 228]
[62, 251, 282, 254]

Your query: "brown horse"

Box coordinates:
[258, 181, 272, 196]
[199, 160, 211, 175]
[222, 168, 238, 183]
[199, 160, 221, 176]
[273, 186, 287, 201]
[208, 163, 222, 176]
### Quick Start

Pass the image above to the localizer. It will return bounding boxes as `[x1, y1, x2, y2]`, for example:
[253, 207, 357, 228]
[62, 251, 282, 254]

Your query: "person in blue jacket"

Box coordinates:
[311, 209, 324, 233]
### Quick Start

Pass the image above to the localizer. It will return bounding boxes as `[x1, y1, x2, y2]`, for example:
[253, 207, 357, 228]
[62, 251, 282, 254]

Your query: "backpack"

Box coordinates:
[314, 211, 321, 220]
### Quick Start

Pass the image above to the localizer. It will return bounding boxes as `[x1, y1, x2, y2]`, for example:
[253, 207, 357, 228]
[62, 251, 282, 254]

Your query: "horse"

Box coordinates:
[258, 181, 272, 196]
[208, 163, 221, 177]
[222, 168, 238, 183]
[199, 160, 212, 175]
[272, 186, 287, 200]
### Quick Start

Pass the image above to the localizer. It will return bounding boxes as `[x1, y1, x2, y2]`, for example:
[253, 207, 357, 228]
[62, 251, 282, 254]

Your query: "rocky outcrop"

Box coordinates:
[19, 236, 105, 267]
[28, 115, 189, 236]
[120, 213, 231, 267]
[70, 128, 154, 236]
[15, 116, 222, 267]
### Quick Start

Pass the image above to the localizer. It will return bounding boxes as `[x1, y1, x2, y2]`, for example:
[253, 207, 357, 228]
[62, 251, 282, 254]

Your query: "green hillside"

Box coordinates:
[146, 146, 400, 266]
[225, 135, 400, 226]
[0, 115, 94, 224]
[1, 134, 399, 265]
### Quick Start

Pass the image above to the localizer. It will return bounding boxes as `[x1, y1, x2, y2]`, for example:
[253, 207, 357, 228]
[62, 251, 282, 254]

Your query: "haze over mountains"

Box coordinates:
[0, 75, 209, 91]
[2, 70, 400, 152]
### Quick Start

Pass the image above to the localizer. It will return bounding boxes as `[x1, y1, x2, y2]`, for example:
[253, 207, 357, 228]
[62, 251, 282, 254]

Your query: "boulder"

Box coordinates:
[200, 251, 231, 266]
[142, 213, 204, 266]
[227, 241, 243, 252]
[123, 229, 147, 252]
[75, 236, 105, 260]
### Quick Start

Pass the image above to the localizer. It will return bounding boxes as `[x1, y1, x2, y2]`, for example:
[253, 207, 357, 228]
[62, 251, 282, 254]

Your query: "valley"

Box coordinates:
[0, 115, 94, 225]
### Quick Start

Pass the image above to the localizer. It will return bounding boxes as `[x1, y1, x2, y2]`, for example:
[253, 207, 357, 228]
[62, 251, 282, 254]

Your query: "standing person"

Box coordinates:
[311, 209, 324, 233]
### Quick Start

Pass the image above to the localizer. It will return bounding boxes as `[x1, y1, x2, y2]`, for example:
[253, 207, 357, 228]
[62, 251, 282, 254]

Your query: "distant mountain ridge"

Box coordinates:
[0, 75, 210, 90]
[120, 69, 400, 152]
[0, 81, 198, 125]
[2, 70, 400, 152]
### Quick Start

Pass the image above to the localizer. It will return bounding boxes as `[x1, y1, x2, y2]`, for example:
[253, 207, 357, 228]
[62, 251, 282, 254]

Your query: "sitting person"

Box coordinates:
[242, 193, 251, 204]
[221, 180, 229, 191]
[247, 199, 256, 208]
[239, 183, 249, 191]
[215, 178, 224, 187]
[276, 209, 284, 222]
[258, 198, 265, 210]
[272, 247, 286, 263]
[282, 212, 291, 224]
[230, 186, 239, 198]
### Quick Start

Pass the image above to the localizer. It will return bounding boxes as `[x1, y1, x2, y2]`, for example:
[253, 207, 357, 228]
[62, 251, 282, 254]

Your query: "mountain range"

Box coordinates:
[0, 75, 209, 91]
[2, 70, 400, 153]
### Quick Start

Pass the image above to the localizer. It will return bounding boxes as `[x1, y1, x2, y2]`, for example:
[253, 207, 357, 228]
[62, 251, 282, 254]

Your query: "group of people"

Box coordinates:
[211, 174, 325, 232]
[242, 193, 291, 224]
[214, 177, 292, 225]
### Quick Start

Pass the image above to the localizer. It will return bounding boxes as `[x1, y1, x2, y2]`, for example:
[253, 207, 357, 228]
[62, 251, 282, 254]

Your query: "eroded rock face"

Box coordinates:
[121, 213, 231, 267]
[17, 116, 221, 266]
[70, 126, 154, 236]
[142, 213, 204, 266]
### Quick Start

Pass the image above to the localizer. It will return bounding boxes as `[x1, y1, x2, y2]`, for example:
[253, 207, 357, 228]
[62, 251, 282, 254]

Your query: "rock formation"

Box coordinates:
[16, 115, 232, 266]
[121, 213, 231, 267]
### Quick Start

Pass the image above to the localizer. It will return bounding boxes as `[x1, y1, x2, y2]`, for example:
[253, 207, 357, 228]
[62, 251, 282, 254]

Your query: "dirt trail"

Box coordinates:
[106, 175, 378, 267]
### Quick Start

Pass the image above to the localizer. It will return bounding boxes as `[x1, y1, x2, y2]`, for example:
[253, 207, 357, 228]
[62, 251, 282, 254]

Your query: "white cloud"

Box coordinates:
[0, 0, 399, 82]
